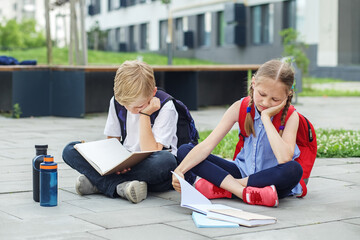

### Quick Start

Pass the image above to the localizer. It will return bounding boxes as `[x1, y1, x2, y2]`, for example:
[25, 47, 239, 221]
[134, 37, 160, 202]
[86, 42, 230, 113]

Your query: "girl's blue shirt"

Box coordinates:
[234, 99, 302, 196]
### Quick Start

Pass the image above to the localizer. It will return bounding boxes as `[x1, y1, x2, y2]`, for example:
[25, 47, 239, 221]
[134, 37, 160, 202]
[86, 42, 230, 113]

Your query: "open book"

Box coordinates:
[172, 172, 276, 227]
[74, 138, 159, 176]
[192, 212, 239, 228]
[208, 209, 276, 227]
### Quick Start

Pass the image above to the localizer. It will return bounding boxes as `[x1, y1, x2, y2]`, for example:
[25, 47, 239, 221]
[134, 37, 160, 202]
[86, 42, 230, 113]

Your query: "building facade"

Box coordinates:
[0, 0, 358, 80]
[86, 0, 360, 80]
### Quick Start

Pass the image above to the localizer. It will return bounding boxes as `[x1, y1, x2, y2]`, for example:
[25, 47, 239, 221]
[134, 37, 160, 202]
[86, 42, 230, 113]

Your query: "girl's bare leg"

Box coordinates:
[219, 175, 248, 199]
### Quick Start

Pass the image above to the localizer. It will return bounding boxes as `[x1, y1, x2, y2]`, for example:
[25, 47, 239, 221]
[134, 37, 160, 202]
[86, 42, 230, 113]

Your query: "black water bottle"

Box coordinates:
[32, 145, 48, 202]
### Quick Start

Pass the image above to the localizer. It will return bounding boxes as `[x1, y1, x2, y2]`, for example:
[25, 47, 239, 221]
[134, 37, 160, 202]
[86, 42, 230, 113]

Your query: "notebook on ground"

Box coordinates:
[74, 138, 158, 176]
[208, 208, 277, 227]
[192, 212, 239, 228]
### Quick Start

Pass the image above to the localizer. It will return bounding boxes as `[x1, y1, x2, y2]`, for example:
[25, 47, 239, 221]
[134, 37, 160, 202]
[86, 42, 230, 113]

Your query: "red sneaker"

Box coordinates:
[195, 178, 232, 199]
[242, 185, 279, 207]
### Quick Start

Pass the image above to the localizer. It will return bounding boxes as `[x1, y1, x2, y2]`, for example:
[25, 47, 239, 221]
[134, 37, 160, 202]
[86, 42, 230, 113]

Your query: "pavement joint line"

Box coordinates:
[0, 209, 23, 220]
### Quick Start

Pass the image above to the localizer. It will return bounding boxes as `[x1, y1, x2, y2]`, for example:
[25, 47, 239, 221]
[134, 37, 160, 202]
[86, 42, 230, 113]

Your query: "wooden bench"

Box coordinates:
[0, 65, 259, 117]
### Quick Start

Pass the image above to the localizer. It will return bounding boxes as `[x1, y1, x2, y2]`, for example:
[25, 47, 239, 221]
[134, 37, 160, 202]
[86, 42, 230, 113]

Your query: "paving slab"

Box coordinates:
[91, 223, 210, 240]
[73, 205, 191, 229]
[0, 215, 104, 240]
[1, 96, 360, 239]
[214, 221, 360, 240]
[65, 195, 177, 213]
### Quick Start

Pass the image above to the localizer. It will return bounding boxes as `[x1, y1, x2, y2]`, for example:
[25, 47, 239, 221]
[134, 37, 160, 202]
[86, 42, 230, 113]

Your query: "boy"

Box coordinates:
[62, 60, 178, 203]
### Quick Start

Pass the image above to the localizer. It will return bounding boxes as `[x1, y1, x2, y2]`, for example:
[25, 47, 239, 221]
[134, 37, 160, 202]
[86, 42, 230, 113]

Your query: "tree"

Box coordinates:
[20, 19, 46, 48]
[87, 21, 108, 51]
[0, 19, 45, 50]
[279, 28, 309, 75]
[0, 19, 23, 49]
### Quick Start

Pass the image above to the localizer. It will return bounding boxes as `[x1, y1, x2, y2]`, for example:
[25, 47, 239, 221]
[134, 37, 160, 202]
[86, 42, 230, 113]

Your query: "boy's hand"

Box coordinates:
[261, 98, 287, 118]
[141, 97, 160, 115]
[116, 168, 131, 175]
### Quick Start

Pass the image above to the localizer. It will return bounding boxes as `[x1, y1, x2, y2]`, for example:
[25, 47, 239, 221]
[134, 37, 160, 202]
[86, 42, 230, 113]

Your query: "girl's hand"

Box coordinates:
[261, 98, 287, 118]
[172, 169, 184, 193]
[141, 97, 160, 115]
[116, 168, 131, 175]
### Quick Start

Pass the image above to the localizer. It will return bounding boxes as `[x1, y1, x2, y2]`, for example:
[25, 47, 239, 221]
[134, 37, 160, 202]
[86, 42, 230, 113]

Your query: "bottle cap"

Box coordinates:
[40, 156, 57, 170]
[40, 164, 57, 170]
[35, 145, 48, 149]
[43, 155, 54, 163]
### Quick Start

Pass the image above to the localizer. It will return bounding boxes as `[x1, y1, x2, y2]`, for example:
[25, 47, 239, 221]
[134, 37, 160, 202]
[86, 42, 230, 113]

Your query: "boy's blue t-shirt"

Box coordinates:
[234, 99, 302, 196]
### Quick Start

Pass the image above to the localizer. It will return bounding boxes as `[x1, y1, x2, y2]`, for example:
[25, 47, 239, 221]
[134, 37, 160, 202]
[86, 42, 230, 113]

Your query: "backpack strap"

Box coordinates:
[272, 105, 295, 132]
[233, 96, 254, 159]
[114, 99, 127, 144]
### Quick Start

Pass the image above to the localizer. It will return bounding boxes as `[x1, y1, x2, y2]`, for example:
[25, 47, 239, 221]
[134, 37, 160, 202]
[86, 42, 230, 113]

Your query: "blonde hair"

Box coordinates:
[114, 60, 155, 106]
[244, 59, 294, 137]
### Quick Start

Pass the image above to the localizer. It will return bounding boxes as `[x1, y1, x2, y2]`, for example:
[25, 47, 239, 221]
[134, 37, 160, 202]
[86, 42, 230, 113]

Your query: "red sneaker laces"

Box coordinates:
[213, 185, 226, 195]
[248, 190, 262, 203]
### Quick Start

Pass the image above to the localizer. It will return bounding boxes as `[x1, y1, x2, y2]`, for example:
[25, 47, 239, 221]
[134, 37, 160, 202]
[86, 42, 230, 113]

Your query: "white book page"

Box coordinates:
[172, 171, 211, 206]
[172, 172, 230, 214]
[75, 138, 131, 173]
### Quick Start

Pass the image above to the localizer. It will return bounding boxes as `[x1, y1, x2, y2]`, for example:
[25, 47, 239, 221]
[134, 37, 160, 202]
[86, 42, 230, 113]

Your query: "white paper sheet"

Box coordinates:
[172, 171, 231, 214]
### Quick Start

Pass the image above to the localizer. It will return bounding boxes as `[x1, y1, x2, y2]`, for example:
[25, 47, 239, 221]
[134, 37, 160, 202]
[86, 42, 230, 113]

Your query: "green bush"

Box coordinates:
[0, 19, 45, 50]
[199, 129, 360, 159]
[12, 103, 22, 119]
[279, 28, 309, 75]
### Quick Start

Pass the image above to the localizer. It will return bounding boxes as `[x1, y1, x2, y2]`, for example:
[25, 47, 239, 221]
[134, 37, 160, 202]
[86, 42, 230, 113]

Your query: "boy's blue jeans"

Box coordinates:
[62, 141, 177, 198]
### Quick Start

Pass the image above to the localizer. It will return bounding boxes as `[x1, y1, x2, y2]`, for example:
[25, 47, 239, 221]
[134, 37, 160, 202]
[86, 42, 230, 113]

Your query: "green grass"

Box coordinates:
[299, 77, 360, 97]
[303, 77, 343, 84]
[199, 130, 239, 159]
[299, 88, 360, 97]
[0, 47, 217, 65]
[199, 129, 360, 159]
[316, 129, 360, 158]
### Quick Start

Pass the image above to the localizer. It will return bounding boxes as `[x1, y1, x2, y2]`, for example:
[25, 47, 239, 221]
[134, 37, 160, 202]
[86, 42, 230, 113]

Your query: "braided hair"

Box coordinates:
[244, 59, 294, 137]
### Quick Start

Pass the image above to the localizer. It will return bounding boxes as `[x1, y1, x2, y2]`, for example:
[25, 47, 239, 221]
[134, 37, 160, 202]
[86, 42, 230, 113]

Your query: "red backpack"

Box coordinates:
[233, 96, 317, 197]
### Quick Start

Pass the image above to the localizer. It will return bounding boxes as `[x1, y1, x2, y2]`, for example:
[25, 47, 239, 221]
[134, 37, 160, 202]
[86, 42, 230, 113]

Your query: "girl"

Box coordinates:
[172, 59, 303, 207]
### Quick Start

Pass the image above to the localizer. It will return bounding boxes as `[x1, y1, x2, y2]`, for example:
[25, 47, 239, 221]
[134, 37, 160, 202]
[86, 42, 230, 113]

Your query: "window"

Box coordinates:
[108, 29, 117, 50]
[283, 0, 296, 29]
[119, 28, 126, 42]
[251, 4, 274, 44]
[217, 11, 225, 46]
[115, 27, 120, 42]
[159, 20, 168, 50]
[197, 12, 212, 47]
[175, 18, 183, 50]
[118, 28, 126, 51]
[140, 23, 148, 50]
[108, 0, 120, 11]
[282, 0, 305, 35]
[128, 0, 136, 6]
[295, 0, 306, 34]
[129, 25, 137, 52]
[89, 0, 101, 15]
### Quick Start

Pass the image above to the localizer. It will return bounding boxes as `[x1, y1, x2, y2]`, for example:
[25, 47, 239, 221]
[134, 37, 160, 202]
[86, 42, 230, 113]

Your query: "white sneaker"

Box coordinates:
[75, 175, 99, 196]
[116, 181, 147, 204]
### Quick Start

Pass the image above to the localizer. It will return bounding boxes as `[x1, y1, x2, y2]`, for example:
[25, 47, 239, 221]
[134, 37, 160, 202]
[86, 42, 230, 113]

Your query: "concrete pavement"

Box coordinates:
[0, 96, 359, 240]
